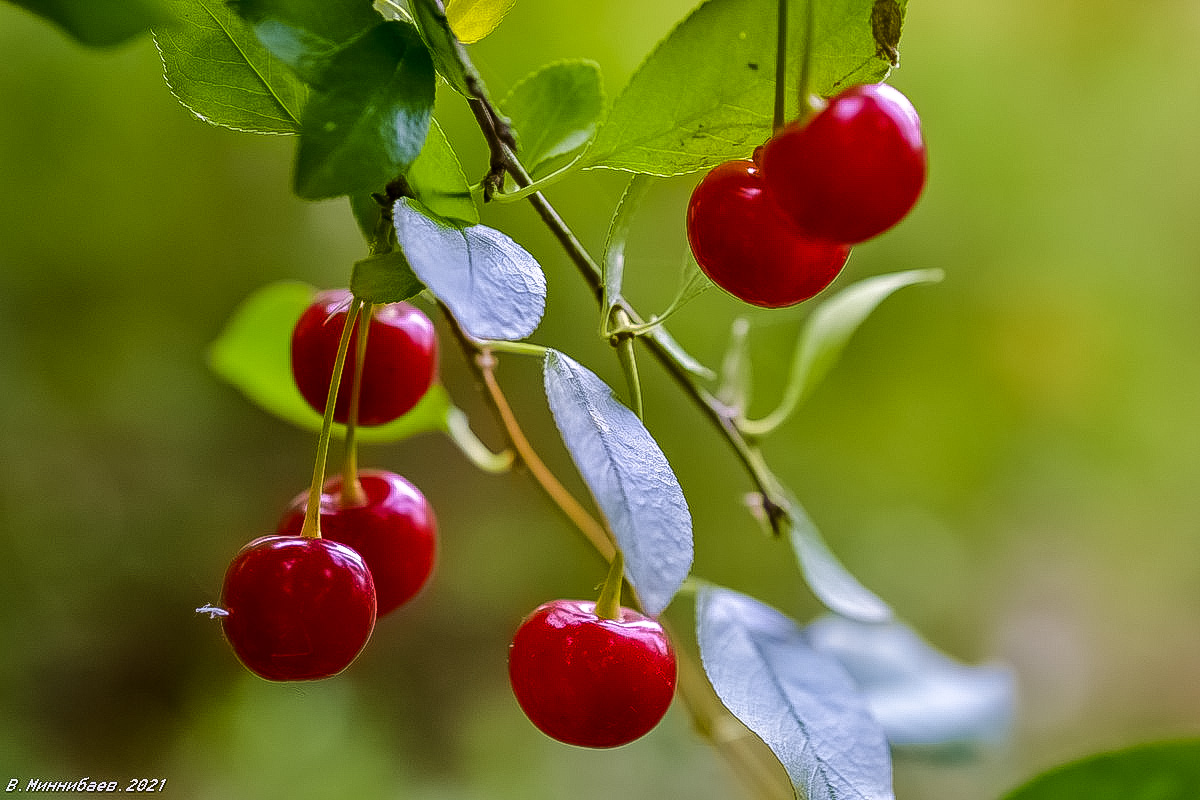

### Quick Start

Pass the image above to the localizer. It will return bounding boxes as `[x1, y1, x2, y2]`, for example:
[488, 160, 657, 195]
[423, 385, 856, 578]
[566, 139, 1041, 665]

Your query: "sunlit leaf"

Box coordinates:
[805, 614, 1016, 752]
[500, 60, 604, 178]
[544, 350, 693, 617]
[392, 198, 544, 341]
[1001, 739, 1200, 800]
[444, 0, 515, 44]
[697, 586, 894, 800]
[207, 281, 449, 443]
[155, 0, 305, 134]
[584, 0, 904, 175]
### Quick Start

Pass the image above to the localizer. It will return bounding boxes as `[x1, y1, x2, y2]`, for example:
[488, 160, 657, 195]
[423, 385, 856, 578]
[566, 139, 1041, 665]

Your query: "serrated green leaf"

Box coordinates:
[500, 60, 604, 179]
[444, 0, 514, 44]
[697, 586, 894, 800]
[584, 0, 903, 175]
[294, 21, 435, 199]
[544, 350, 693, 617]
[350, 251, 424, 304]
[407, 118, 478, 223]
[10, 0, 171, 47]
[392, 198, 545, 341]
[1001, 740, 1200, 800]
[408, 0, 471, 95]
[208, 281, 450, 443]
[231, 0, 381, 81]
[154, 0, 305, 134]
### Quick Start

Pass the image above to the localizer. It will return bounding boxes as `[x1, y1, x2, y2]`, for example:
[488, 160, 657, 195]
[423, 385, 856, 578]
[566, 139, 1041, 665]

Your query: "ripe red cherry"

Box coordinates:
[291, 289, 437, 426]
[686, 159, 850, 308]
[761, 83, 926, 244]
[220, 535, 376, 681]
[508, 599, 677, 748]
[277, 470, 437, 617]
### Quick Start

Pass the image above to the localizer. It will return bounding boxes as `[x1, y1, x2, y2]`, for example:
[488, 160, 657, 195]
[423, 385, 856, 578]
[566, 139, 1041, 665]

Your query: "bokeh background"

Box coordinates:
[3, 0, 1200, 797]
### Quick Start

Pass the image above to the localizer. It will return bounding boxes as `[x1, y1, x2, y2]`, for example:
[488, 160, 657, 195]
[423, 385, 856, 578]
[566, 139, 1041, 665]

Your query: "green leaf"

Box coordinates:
[444, 0, 514, 44]
[500, 60, 604, 179]
[544, 350, 693, 617]
[207, 281, 450, 443]
[1001, 740, 1200, 800]
[742, 269, 942, 436]
[790, 500, 892, 623]
[350, 251, 424, 304]
[406, 118, 479, 223]
[583, 0, 904, 175]
[294, 21, 435, 199]
[805, 615, 1015, 753]
[9, 0, 171, 47]
[231, 0, 381, 81]
[154, 0, 306, 134]
[696, 586, 894, 800]
[408, 0, 471, 95]
[392, 198, 545, 341]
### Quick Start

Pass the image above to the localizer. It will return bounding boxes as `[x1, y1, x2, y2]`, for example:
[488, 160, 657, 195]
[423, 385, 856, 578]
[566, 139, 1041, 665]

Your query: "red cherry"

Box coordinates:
[761, 83, 926, 244]
[220, 535, 376, 681]
[508, 599, 677, 748]
[291, 289, 438, 426]
[686, 159, 850, 308]
[277, 470, 437, 616]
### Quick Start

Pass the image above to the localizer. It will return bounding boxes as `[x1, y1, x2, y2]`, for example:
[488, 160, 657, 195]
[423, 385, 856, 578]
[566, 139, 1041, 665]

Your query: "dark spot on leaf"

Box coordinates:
[871, 0, 903, 67]
[748, 62, 759, 71]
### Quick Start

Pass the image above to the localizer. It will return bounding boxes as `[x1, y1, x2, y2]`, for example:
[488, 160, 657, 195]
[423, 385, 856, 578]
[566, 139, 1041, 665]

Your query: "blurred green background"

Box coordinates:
[2, 1, 1200, 798]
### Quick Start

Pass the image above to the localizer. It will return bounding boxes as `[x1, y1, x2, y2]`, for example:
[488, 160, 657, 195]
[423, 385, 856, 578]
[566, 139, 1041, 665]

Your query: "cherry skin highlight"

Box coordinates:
[291, 289, 438, 426]
[508, 599, 677, 748]
[277, 470, 437, 617]
[686, 159, 850, 308]
[761, 83, 927, 244]
[220, 535, 376, 681]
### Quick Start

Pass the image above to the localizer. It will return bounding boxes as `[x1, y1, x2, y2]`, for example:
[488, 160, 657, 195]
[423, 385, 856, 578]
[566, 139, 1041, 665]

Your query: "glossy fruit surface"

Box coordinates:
[291, 289, 437, 426]
[220, 535, 376, 681]
[277, 470, 437, 616]
[508, 599, 677, 748]
[761, 83, 926, 244]
[686, 159, 850, 308]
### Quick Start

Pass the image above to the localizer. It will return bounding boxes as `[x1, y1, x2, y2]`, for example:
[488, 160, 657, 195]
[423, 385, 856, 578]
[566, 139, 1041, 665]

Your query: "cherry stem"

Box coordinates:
[796, 0, 818, 121]
[299, 297, 363, 539]
[773, 0, 788, 132]
[594, 549, 625, 621]
[338, 304, 372, 508]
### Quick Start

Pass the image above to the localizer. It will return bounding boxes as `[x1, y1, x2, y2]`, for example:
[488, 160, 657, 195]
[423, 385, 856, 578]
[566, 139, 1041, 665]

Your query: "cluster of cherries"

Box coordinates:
[218, 290, 440, 681]
[212, 290, 678, 749]
[687, 83, 927, 307]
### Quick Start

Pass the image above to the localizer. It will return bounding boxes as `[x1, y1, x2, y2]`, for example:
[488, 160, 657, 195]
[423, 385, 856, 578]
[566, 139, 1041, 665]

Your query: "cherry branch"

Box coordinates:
[461, 72, 794, 535]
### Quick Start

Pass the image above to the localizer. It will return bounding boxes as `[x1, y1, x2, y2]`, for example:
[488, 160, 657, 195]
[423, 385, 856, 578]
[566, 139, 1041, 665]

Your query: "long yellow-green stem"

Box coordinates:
[300, 297, 363, 539]
[339, 302, 373, 507]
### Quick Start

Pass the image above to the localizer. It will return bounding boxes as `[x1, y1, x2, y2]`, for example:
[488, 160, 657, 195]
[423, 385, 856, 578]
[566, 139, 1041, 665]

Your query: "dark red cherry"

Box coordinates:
[686, 159, 850, 308]
[508, 599, 677, 748]
[761, 83, 926, 244]
[291, 289, 437, 426]
[220, 535, 376, 681]
[277, 470, 437, 616]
